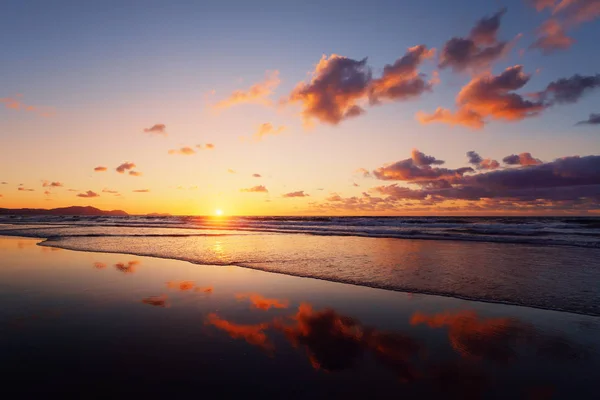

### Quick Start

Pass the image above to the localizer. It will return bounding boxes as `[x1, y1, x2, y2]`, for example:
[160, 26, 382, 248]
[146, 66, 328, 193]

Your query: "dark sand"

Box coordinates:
[0, 236, 598, 398]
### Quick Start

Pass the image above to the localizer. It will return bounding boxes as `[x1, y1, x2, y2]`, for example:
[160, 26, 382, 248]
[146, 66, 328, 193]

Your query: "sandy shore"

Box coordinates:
[0, 236, 598, 398]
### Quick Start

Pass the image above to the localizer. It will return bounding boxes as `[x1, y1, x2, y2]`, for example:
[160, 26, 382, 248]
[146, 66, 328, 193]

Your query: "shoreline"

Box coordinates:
[2, 234, 596, 319]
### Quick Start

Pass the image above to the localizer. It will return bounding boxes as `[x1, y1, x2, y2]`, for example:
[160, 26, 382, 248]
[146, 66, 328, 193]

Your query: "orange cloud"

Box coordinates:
[133, 189, 150, 193]
[529, 0, 557, 11]
[205, 313, 273, 350]
[502, 152, 543, 166]
[116, 162, 136, 173]
[196, 143, 215, 150]
[282, 191, 309, 198]
[227, 169, 236, 174]
[115, 260, 139, 273]
[286, 54, 371, 126]
[213, 70, 280, 109]
[530, 19, 574, 54]
[42, 181, 63, 188]
[354, 168, 371, 178]
[166, 281, 195, 291]
[253, 123, 286, 141]
[194, 286, 213, 294]
[76, 190, 99, 198]
[93, 262, 107, 269]
[240, 185, 268, 193]
[18, 187, 35, 192]
[141, 295, 168, 307]
[168, 147, 196, 155]
[418, 66, 546, 129]
[0, 95, 55, 117]
[129, 170, 142, 176]
[438, 9, 510, 72]
[94, 166, 107, 172]
[102, 188, 118, 194]
[143, 124, 167, 135]
[369, 45, 436, 104]
[236, 293, 289, 310]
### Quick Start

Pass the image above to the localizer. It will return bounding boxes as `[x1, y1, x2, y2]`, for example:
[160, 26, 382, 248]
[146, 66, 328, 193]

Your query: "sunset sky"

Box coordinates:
[1, 0, 599, 215]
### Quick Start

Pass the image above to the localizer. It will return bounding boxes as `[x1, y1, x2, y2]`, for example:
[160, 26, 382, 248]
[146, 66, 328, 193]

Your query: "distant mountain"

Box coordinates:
[146, 212, 171, 217]
[0, 206, 128, 216]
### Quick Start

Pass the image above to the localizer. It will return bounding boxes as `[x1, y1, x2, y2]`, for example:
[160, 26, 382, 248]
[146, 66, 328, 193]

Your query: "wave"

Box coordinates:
[1, 215, 599, 248]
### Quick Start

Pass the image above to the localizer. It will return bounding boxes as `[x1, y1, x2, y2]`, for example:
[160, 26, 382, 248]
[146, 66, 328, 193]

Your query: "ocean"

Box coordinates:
[1, 215, 599, 315]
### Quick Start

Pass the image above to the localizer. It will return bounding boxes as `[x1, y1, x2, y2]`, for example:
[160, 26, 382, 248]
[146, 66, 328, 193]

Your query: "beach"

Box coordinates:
[1, 235, 598, 398]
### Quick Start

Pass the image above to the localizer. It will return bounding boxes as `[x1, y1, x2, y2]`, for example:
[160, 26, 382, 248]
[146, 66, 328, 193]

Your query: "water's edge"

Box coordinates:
[17, 235, 597, 318]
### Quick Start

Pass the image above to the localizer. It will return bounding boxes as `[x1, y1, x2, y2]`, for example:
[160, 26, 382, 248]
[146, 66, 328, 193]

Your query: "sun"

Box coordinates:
[215, 209, 223, 216]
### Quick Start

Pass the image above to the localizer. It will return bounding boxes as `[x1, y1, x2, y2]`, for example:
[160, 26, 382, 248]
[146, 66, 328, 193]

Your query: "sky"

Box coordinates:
[1, 0, 599, 216]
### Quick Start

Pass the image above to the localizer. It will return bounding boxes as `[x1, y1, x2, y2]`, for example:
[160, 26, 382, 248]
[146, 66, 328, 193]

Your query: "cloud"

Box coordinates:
[576, 113, 600, 125]
[17, 187, 34, 192]
[235, 293, 289, 310]
[227, 169, 236, 174]
[102, 188, 118, 194]
[285, 47, 436, 126]
[42, 181, 63, 188]
[129, 170, 142, 177]
[529, 1, 600, 54]
[1, 182, 6, 184]
[133, 189, 150, 193]
[502, 152, 543, 165]
[253, 123, 286, 141]
[438, 9, 509, 72]
[313, 151, 600, 214]
[93, 262, 106, 269]
[94, 166, 107, 172]
[0, 95, 55, 117]
[44, 190, 51, 195]
[354, 168, 372, 178]
[283, 191, 309, 198]
[528, 0, 557, 12]
[530, 19, 575, 54]
[213, 70, 280, 109]
[141, 295, 168, 307]
[287, 54, 372, 125]
[551, 0, 600, 25]
[252, 173, 262, 178]
[372, 149, 473, 181]
[76, 190, 99, 198]
[466, 151, 500, 170]
[418, 66, 545, 129]
[205, 313, 273, 350]
[196, 143, 215, 150]
[116, 162, 136, 173]
[143, 124, 166, 135]
[369, 45, 436, 104]
[240, 185, 268, 193]
[168, 146, 196, 155]
[534, 74, 600, 105]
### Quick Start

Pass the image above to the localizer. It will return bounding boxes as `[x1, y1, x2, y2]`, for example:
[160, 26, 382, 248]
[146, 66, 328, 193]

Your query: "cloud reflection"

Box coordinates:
[236, 293, 289, 310]
[205, 313, 273, 351]
[114, 260, 140, 274]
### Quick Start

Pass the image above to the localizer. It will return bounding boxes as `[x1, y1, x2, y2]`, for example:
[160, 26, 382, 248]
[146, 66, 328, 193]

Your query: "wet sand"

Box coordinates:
[0, 236, 598, 398]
